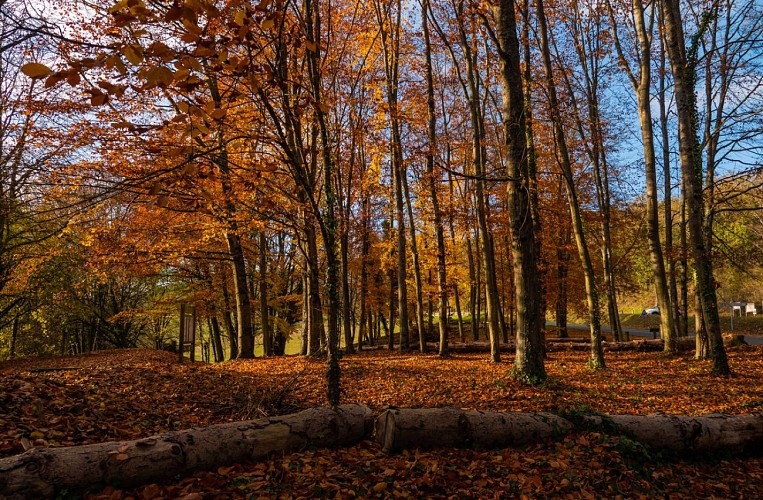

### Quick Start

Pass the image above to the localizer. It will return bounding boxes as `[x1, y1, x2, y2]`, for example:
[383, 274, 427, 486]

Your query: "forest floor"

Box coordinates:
[2, 346, 763, 498]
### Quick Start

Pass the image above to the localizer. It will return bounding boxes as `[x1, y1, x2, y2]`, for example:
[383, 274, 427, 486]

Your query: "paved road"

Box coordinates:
[546, 322, 763, 345]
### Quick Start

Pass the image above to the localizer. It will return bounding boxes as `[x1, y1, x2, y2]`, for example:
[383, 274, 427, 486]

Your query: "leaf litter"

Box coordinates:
[2, 346, 763, 497]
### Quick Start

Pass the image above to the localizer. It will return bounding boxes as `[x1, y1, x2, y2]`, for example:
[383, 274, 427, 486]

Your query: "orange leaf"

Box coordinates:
[21, 63, 52, 78]
[123, 44, 143, 66]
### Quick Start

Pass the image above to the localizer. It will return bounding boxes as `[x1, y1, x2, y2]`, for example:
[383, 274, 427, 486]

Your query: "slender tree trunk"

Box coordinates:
[340, 214, 354, 354]
[422, 0, 449, 357]
[10, 315, 18, 359]
[679, 189, 692, 340]
[304, 224, 324, 356]
[259, 232, 271, 356]
[466, 234, 478, 341]
[226, 233, 255, 359]
[387, 252, 397, 350]
[358, 197, 370, 352]
[521, 0, 546, 331]
[452, 4, 501, 361]
[305, 0, 341, 404]
[556, 219, 571, 339]
[658, 16, 684, 338]
[493, 0, 546, 382]
[221, 276, 237, 359]
[205, 73, 255, 360]
[535, 0, 603, 369]
[209, 315, 224, 363]
[661, 0, 729, 375]
[628, 0, 676, 353]
[402, 168, 426, 353]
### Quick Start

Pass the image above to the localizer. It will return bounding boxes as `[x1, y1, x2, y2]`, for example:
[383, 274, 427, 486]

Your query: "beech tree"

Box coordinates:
[492, 0, 546, 382]
[661, 0, 729, 375]
[607, 0, 677, 351]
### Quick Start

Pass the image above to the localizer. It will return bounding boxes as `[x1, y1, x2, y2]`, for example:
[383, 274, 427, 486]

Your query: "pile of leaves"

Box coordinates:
[2, 347, 763, 497]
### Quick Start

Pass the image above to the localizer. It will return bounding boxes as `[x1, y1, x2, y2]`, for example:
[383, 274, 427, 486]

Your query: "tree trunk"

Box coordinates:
[493, 0, 546, 383]
[0, 405, 372, 499]
[221, 277, 237, 359]
[376, 407, 571, 453]
[10, 315, 18, 359]
[358, 196, 370, 352]
[661, 0, 729, 375]
[226, 233, 255, 359]
[658, 11, 683, 338]
[375, 407, 763, 456]
[466, 233, 479, 341]
[305, 223, 324, 356]
[521, 0, 546, 334]
[304, 0, 341, 405]
[402, 163, 426, 353]
[535, 0, 604, 369]
[628, 0, 676, 353]
[259, 232, 271, 357]
[555, 221, 571, 339]
[451, 5, 501, 362]
[209, 314, 224, 363]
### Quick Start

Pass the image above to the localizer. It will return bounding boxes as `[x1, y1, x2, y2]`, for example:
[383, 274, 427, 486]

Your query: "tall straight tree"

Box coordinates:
[564, 0, 624, 342]
[374, 0, 410, 351]
[491, 0, 546, 382]
[607, 0, 677, 351]
[534, 0, 605, 368]
[304, 0, 342, 404]
[660, 0, 730, 375]
[421, 0, 450, 356]
[205, 73, 255, 359]
[430, 0, 501, 361]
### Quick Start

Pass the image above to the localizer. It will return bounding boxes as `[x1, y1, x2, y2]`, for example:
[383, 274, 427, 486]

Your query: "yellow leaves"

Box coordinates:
[108, 0, 129, 13]
[122, 44, 144, 66]
[261, 18, 275, 30]
[234, 9, 248, 26]
[21, 63, 52, 78]
[144, 66, 174, 86]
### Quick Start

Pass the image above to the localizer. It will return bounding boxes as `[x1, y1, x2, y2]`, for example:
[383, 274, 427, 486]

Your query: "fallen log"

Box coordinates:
[0, 404, 372, 499]
[375, 407, 573, 453]
[375, 408, 763, 456]
[582, 412, 763, 454]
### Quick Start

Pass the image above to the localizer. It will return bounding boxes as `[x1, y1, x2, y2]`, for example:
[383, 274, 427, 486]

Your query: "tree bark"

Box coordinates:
[259, 231, 271, 357]
[226, 233, 255, 359]
[376, 407, 572, 453]
[0, 405, 372, 499]
[661, 0, 729, 375]
[376, 407, 763, 456]
[534, 0, 604, 369]
[493, 0, 546, 383]
[422, 0, 449, 358]
[609, 0, 676, 352]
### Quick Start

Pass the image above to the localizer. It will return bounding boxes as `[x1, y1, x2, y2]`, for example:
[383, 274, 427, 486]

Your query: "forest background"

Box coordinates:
[1, 0, 762, 388]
